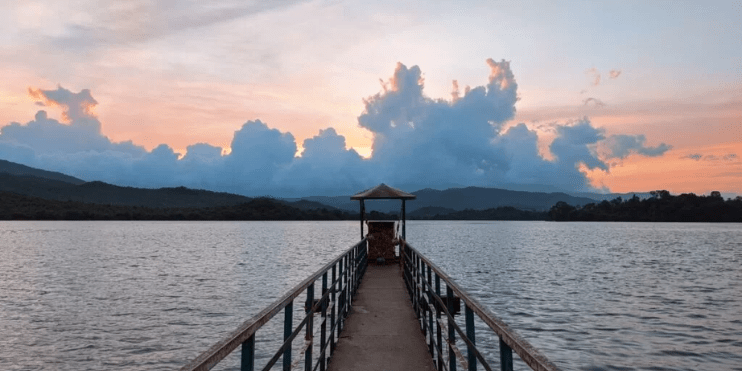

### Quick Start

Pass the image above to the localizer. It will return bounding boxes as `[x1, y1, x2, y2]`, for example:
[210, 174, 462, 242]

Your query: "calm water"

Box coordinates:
[1, 221, 740, 370]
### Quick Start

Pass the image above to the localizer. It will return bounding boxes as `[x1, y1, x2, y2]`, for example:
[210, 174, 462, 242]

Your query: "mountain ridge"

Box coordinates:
[1, 159, 648, 213]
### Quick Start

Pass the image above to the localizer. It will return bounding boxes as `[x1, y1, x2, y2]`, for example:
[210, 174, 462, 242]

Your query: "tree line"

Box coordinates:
[548, 190, 742, 222]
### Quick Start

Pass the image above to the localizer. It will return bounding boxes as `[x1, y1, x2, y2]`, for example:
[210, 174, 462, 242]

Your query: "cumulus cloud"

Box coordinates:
[602, 134, 672, 159]
[0, 60, 673, 196]
[28, 86, 101, 132]
[357, 59, 517, 190]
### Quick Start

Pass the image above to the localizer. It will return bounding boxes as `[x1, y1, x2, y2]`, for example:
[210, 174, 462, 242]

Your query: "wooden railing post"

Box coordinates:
[500, 337, 513, 371]
[447, 285, 457, 371]
[465, 305, 476, 371]
[330, 264, 337, 356]
[240, 334, 255, 371]
[435, 273, 443, 371]
[320, 272, 328, 371]
[427, 264, 434, 356]
[414, 252, 421, 318]
[283, 302, 293, 371]
[305, 283, 314, 371]
[338, 257, 344, 333]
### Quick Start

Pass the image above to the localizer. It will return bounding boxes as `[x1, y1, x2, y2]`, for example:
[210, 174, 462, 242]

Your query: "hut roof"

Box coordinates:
[351, 183, 416, 200]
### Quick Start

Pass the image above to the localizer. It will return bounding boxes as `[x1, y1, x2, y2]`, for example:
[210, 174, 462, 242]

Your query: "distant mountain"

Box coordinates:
[411, 187, 595, 211]
[0, 173, 254, 208]
[0, 159, 631, 213]
[407, 206, 457, 219]
[0, 160, 348, 210]
[299, 186, 597, 213]
[0, 159, 85, 185]
[568, 191, 653, 202]
[0, 191, 369, 221]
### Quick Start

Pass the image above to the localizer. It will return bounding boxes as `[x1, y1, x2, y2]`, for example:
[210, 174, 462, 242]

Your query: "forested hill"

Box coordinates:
[0, 159, 85, 184]
[298, 186, 597, 212]
[549, 191, 742, 222]
[0, 191, 370, 221]
[0, 172, 253, 208]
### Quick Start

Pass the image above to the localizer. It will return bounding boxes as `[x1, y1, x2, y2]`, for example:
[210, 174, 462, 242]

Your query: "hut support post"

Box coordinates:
[402, 199, 406, 240]
[360, 200, 365, 240]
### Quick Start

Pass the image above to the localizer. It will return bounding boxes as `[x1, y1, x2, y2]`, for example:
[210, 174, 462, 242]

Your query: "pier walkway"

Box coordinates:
[328, 264, 435, 371]
[180, 184, 562, 371]
[180, 238, 561, 371]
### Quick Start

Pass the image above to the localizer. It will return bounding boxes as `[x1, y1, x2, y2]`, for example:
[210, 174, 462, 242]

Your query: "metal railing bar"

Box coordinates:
[265, 273, 356, 371]
[291, 339, 313, 371]
[313, 326, 333, 371]
[404, 248, 496, 371]
[418, 272, 492, 371]
[436, 315, 492, 371]
[404, 242, 561, 371]
[181, 239, 366, 371]
[446, 336, 469, 371]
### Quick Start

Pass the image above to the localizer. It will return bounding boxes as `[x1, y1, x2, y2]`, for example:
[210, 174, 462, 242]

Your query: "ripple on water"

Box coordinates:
[2, 221, 741, 370]
[408, 221, 742, 371]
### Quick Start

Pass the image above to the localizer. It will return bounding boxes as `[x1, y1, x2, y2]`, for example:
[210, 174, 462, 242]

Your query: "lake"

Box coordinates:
[1, 221, 740, 370]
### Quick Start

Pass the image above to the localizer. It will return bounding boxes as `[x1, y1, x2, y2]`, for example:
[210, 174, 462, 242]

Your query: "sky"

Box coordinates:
[1, 0, 741, 197]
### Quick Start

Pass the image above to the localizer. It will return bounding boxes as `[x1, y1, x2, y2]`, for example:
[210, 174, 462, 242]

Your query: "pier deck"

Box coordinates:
[328, 264, 435, 371]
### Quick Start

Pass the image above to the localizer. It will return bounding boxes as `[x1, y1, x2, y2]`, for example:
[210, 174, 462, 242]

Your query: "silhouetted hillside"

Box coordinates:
[0, 159, 86, 185]
[0, 191, 389, 221]
[0, 173, 253, 208]
[300, 187, 595, 213]
[407, 206, 457, 218]
[413, 187, 595, 211]
[412, 206, 547, 220]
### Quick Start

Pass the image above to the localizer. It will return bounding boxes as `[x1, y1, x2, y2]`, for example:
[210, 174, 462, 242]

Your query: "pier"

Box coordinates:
[181, 184, 561, 371]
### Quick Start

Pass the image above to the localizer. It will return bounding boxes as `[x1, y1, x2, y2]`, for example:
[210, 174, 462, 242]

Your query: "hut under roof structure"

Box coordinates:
[351, 184, 416, 264]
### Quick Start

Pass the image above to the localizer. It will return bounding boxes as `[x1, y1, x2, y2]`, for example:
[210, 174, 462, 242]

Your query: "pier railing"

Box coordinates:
[181, 238, 368, 371]
[402, 241, 561, 371]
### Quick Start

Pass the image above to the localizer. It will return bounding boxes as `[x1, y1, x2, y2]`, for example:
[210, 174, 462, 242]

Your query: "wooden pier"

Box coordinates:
[180, 240, 561, 371]
[327, 264, 435, 371]
[181, 184, 561, 371]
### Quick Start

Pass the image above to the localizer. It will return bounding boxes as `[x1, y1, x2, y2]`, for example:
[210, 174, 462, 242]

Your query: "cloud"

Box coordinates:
[35, 1, 309, 52]
[357, 59, 517, 190]
[582, 97, 606, 107]
[584, 68, 621, 88]
[683, 153, 738, 162]
[28, 86, 101, 132]
[586, 67, 601, 86]
[684, 153, 703, 161]
[602, 134, 672, 159]
[0, 60, 673, 196]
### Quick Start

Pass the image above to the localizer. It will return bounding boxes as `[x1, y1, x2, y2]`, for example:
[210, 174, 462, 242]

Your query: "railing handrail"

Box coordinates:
[181, 238, 367, 371]
[403, 241, 561, 371]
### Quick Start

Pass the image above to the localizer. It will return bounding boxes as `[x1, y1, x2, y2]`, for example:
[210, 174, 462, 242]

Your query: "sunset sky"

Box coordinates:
[1, 1, 741, 197]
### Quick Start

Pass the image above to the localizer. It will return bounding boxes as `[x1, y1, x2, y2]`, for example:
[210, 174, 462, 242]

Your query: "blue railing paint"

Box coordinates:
[180, 239, 367, 371]
[402, 241, 561, 371]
